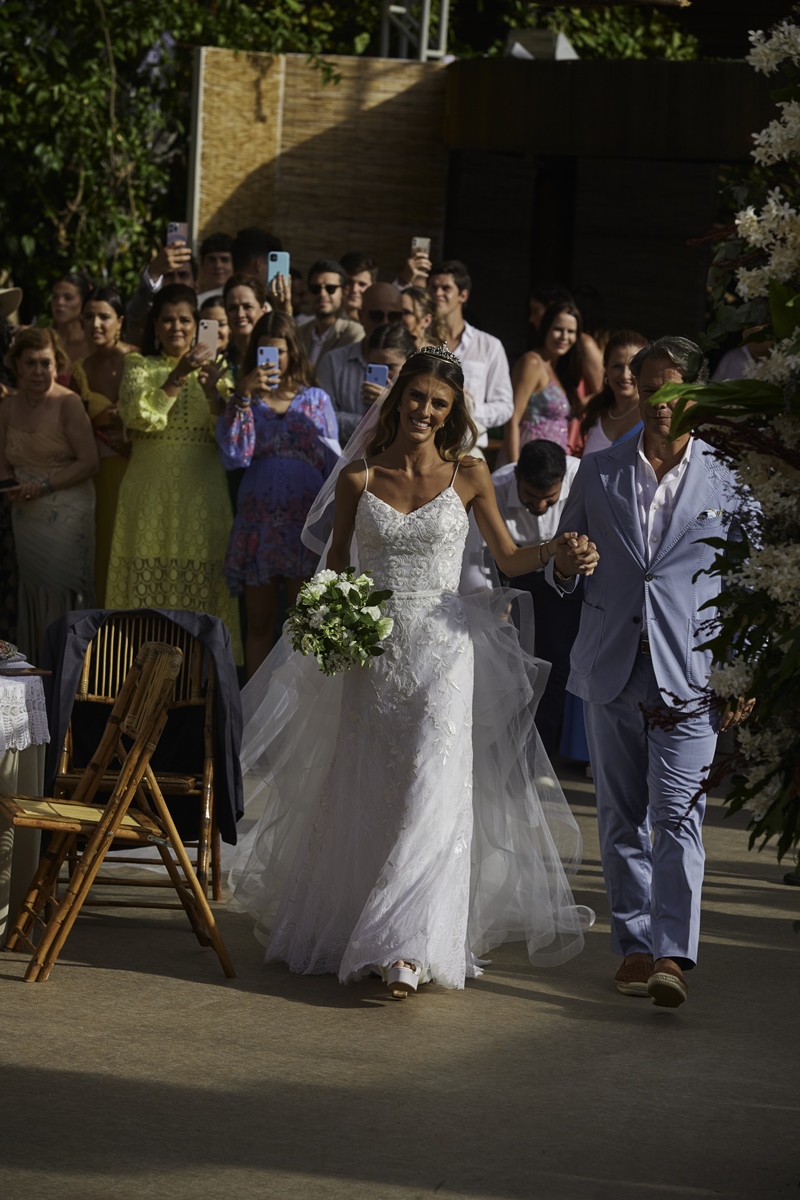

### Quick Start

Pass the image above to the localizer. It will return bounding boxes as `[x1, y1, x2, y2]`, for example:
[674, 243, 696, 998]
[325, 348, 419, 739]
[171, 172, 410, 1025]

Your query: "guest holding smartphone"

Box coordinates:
[360, 324, 418, 407]
[216, 312, 339, 677]
[106, 284, 242, 660]
[223, 273, 268, 372]
[70, 286, 137, 604]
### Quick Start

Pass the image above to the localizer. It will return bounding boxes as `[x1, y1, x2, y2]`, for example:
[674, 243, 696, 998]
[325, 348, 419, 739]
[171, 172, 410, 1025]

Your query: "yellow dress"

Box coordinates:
[105, 354, 242, 662]
[71, 359, 129, 606]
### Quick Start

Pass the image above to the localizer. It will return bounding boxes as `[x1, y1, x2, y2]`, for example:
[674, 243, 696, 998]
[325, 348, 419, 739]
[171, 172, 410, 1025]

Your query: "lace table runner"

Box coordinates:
[0, 671, 50, 754]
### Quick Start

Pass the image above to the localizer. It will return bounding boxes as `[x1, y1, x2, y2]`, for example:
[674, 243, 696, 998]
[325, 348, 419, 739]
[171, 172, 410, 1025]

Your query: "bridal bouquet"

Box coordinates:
[287, 568, 394, 676]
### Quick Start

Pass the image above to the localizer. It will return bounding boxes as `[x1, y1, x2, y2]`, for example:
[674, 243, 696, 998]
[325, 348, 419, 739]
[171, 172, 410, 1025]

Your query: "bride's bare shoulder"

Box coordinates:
[457, 455, 490, 477]
[337, 459, 368, 493]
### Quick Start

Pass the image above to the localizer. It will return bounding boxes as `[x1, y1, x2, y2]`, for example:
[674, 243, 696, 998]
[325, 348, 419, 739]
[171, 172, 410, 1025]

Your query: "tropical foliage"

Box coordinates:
[661, 16, 800, 865]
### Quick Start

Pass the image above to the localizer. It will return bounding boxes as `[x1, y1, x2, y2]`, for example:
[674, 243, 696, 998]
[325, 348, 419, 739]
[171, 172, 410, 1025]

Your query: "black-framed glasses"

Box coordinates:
[309, 283, 341, 295]
[368, 309, 404, 323]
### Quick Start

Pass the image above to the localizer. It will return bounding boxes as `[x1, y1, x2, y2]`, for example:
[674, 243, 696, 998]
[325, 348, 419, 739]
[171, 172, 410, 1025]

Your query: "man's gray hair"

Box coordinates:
[629, 336, 709, 385]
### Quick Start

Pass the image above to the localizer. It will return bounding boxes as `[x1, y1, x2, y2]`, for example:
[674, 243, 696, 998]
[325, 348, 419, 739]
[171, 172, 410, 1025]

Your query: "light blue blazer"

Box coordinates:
[547, 436, 743, 706]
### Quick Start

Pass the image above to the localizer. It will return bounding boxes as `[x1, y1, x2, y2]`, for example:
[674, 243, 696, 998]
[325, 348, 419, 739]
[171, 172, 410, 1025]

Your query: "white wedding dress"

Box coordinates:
[229, 464, 593, 988]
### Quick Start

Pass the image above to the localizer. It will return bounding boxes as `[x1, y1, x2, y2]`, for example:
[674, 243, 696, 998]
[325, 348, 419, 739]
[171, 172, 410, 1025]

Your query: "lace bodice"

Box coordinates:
[355, 484, 469, 595]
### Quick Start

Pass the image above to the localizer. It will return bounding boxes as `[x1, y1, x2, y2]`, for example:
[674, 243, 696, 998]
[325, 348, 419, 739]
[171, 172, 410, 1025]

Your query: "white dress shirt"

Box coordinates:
[461, 458, 580, 592]
[635, 431, 693, 630]
[453, 323, 514, 448]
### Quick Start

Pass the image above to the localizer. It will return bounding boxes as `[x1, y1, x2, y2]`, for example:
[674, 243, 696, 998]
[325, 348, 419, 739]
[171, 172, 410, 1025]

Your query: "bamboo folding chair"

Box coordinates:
[0, 643, 235, 983]
[54, 613, 222, 902]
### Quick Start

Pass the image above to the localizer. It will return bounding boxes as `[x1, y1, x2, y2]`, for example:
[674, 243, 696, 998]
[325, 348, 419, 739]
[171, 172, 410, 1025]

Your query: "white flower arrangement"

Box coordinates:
[287, 568, 394, 677]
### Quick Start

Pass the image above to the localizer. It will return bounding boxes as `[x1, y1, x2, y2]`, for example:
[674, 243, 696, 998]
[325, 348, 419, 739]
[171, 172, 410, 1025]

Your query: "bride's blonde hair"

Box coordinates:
[366, 348, 478, 461]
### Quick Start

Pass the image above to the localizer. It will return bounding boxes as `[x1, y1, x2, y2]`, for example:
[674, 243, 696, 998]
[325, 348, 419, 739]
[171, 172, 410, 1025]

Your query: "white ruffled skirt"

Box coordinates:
[227, 588, 593, 989]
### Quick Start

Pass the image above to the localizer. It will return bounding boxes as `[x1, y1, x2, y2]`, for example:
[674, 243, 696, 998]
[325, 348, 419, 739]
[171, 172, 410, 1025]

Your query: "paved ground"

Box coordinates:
[0, 765, 798, 1200]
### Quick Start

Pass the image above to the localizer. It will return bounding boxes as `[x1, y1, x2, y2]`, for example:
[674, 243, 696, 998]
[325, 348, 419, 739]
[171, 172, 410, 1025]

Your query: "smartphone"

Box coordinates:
[166, 221, 188, 245]
[267, 251, 291, 285]
[257, 344, 280, 388]
[365, 363, 389, 389]
[197, 319, 218, 357]
[411, 236, 431, 257]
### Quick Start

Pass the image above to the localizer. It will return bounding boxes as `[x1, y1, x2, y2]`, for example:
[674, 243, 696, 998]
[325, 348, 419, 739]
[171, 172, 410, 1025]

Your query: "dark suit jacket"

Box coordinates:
[41, 609, 243, 844]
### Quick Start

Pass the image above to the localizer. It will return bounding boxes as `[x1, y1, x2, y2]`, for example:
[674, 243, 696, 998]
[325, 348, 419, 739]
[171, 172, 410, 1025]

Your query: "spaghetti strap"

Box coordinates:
[363, 457, 370, 494]
[450, 460, 460, 486]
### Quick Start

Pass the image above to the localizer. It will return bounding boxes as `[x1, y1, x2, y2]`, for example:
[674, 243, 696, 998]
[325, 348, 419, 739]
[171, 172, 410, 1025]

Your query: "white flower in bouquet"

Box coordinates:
[287, 568, 394, 677]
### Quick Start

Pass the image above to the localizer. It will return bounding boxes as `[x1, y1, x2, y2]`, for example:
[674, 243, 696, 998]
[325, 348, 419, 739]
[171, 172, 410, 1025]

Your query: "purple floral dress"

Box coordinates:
[216, 387, 339, 591]
[519, 378, 570, 452]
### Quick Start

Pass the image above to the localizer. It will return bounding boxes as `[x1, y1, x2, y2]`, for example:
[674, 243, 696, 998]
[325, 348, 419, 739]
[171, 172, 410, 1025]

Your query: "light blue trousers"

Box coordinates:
[583, 653, 718, 968]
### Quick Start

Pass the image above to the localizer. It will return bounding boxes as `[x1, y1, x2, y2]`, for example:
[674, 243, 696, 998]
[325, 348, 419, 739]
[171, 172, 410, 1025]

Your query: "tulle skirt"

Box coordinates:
[227, 588, 593, 988]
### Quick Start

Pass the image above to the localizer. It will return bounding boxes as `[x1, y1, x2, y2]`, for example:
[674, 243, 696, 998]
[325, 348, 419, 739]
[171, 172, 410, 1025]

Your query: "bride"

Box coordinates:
[230, 345, 598, 998]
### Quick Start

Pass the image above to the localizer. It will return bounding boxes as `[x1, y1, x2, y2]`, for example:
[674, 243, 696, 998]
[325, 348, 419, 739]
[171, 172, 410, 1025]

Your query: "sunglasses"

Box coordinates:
[368, 310, 404, 323]
[309, 283, 341, 295]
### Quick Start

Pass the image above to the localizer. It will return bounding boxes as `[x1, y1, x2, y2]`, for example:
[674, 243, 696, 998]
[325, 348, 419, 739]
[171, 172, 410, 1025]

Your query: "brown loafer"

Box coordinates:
[614, 957, 654, 996]
[647, 965, 688, 1008]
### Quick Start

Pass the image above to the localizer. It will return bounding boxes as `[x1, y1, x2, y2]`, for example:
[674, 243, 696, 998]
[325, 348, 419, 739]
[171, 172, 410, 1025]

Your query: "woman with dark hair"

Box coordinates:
[504, 302, 585, 461]
[359, 322, 418, 409]
[105, 284, 241, 659]
[223, 273, 268, 370]
[50, 271, 93, 372]
[579, 329, 648, 457]
[216, 311, 338, 677]
[230, 346, 596, 998]
[0, 327, 98, 658]
[70, 286, 137, 603]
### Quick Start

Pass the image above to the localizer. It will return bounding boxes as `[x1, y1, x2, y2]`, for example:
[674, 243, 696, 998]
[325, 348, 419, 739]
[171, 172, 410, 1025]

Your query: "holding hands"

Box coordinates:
[551, 532, 600, 578]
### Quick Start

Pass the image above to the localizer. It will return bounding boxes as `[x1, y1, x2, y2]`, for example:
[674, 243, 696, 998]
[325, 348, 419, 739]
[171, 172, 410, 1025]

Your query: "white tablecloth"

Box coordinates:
[0, 665, 50, 944]
[0, 668, 50, 753]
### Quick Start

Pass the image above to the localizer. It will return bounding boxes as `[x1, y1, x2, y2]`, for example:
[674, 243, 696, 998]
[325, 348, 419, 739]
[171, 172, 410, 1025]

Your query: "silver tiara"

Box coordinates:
[412, 344, 461, 366]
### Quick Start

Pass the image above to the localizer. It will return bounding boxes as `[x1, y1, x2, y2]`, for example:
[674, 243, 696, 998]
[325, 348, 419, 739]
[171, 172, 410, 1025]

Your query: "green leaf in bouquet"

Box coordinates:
[367, 590, 393, 605]
[369, 646, 385, 657]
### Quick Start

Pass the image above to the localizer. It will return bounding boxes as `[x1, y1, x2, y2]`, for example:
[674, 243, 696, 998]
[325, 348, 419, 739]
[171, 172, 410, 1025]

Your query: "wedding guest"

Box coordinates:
[297, 260, 363, 367]
[461, 439, 581, 758]
[199, 294, 231, 354]
[106, 284, 242, 661]
[125, 237, 198, 346]
[397, 244, 433, 287]
[428, 259, 513, 450]
[360, 323, 418, 407]
[579, 330, 647, 456]
[548, 336, 752, 1008]
[504, 302, 584, 461]
[231, 227, 283, 289]
[528, 283, 604, 395]
[0, 287, 23, 643]
[290, 268, 312, 322]
[70, 286, 137, 605]
[400, 286, 443, 348]
[216, 312, 338, 677]
[223, 274, 268, 372]
[317, 282, 403, 444]
[712, 328, 772, 380]
[340, 251, 378, 323]
[0, 327, 98, 659]
[50, 272, 93, 372]
[197, 231, 234, 303]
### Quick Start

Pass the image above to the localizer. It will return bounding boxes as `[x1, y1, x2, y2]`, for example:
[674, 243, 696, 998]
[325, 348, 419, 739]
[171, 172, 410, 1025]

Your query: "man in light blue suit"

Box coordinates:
[546, 337, 750, 1008]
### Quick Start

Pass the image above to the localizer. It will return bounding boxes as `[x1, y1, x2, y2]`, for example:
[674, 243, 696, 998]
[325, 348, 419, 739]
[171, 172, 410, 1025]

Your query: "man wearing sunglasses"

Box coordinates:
[318, 282, 404, 444]
[297, 259, 364, 368]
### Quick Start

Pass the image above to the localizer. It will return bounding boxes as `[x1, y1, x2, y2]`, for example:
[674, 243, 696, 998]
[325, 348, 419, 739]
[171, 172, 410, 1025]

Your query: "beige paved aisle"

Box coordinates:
[0, 768, 797, 1200]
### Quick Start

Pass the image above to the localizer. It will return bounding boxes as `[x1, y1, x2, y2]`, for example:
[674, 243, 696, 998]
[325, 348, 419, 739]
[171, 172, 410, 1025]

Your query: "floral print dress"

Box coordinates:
[216, 387, 339, 591]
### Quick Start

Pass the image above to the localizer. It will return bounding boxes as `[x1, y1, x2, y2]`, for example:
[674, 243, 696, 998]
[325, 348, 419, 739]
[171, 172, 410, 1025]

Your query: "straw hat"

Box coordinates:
[0, 287, 22, 320]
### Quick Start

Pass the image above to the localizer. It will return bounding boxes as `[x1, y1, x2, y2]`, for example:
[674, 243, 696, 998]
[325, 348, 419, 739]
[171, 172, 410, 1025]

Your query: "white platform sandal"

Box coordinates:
[385, 960, 422, 999]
